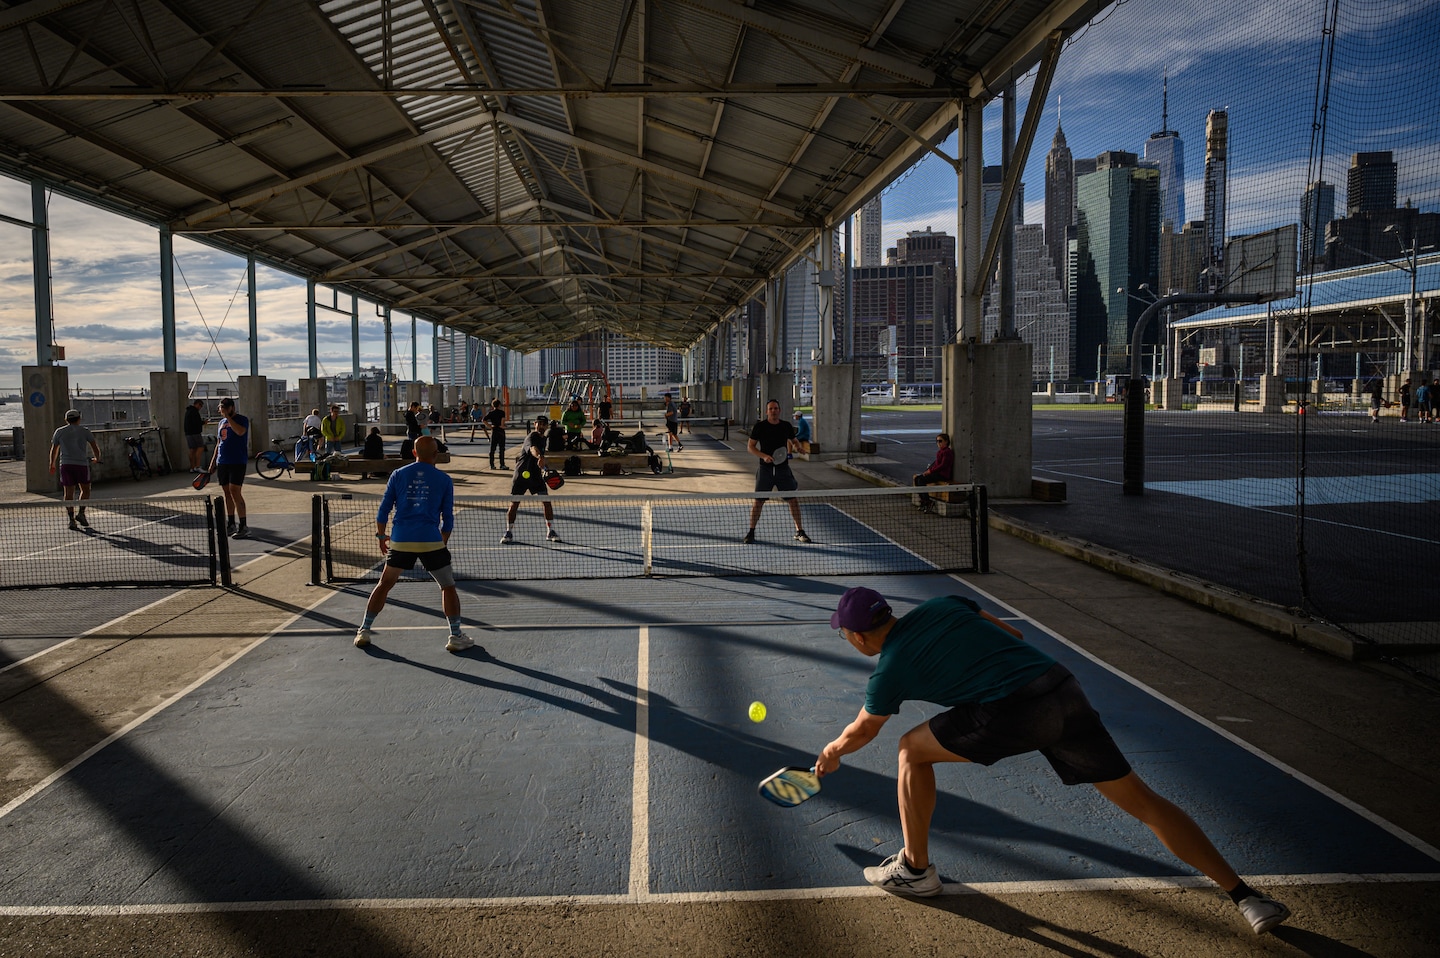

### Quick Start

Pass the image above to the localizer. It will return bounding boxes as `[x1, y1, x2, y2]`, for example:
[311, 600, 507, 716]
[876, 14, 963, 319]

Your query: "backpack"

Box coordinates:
[647, 452, 662, 475]
[600, 461, 624, 476]
[624, 430, 649, 454]
[563, 455, 582, 476]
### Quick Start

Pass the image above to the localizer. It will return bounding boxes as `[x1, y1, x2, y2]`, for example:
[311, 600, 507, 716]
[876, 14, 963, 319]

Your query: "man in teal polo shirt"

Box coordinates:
[816, 586, 1290, 935]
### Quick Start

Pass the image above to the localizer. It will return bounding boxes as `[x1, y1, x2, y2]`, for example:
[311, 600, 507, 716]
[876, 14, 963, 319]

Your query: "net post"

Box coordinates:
[204, 496, 217, 586]
[972, 484, 989, 573]
[323, 497, 335, 582]
[213, 495, 233, 587]
[641, 497, 653, 576]
[310, 495, 322, 586]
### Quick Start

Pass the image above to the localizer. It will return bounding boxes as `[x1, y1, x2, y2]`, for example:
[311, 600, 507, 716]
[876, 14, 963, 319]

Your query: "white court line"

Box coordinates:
[0, 591, 182, 675]
[0, 585, 339, 823]
[0, 872, 1435, 916]
[628, 626, 651, 898]
[951, 573, 1440, 865]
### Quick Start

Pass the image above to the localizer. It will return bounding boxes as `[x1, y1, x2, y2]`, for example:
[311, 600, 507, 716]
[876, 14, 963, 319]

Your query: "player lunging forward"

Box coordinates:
[818, 586, 1290, 935]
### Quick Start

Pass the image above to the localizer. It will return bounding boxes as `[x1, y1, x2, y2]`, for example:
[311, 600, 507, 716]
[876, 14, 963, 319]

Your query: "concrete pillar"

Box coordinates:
[812, 363, 861, 455]
[21, 364, 69, 493]
[730, 375, 754, 427]
[434, 383, 449, 411]
[347, 379, 368, 443]
[1158, 377, 1184, 411]
[148, 370, 189, 469]
[380, 381, 400, 425]
[1259, 374, 1285, 413]
[1311, 378, 1326, 404]
[298, 378, 326, 417]
[941, 340, 1032, 498]
[760, 373, 793, 422]
[237, 375, 269, 457]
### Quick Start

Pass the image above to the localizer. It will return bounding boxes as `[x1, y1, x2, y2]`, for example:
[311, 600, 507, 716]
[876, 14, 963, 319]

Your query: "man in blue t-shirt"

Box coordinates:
[207, 397, 250, 539]
[354, 436, 471, 653]
[816, 586, 1290, 935]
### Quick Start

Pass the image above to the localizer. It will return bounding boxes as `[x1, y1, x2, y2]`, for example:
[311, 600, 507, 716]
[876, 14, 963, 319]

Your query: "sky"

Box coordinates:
[0, 0, 1436, 391]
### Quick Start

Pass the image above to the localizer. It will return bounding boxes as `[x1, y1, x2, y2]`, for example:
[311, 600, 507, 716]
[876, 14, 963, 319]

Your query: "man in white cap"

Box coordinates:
[49, 408, 101, 531]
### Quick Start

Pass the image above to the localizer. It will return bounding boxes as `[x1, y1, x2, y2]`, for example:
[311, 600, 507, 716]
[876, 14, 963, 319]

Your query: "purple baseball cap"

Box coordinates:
[830, 587, 892, 632]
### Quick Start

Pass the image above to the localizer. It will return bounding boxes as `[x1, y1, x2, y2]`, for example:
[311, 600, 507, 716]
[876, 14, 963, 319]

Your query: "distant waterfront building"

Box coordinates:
[851, 261, 951, 386]
[1045, 121, 1075, 296]
[981, 224, 1071, 380]
[1301, 181, 1336, 270]
[604, 335, 683, 390]
[1202, 110, 1229, 288]
[1347, 151, 1397, 215]
[1074, 151, 1161, 377]
[857, 196, 883, 267]
[1143, 74, 1185, 233]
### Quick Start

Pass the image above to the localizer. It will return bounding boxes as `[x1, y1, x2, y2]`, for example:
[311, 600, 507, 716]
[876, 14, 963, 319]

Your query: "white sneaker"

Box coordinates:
[862, 851, 941, 897]
[546, 528, 561, 542]
[353, 628, 372, 648]
[446, 632, 474, 653]
[500, 530, 514, 544]
[1237, 894, 1290, 934]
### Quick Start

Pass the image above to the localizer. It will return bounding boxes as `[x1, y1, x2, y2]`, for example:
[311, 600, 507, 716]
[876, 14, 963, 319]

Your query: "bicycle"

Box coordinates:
[254, 436, 304, 480]
[124, 433, 154, 480]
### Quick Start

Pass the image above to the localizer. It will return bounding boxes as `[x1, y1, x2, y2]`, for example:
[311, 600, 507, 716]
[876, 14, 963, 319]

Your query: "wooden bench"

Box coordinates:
[564, 451, 655, 475]
[910, 487, 968, 518]
[294, 453, 450, 478]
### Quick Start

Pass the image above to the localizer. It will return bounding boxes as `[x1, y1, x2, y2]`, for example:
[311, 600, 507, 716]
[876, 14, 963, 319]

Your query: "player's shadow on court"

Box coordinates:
[905, 891, 1164, 958]
[1268, 927, 1376, 957]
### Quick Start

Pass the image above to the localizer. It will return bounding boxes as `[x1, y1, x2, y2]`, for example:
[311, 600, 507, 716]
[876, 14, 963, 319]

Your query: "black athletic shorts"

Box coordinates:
[928, 664, 1132, 785]
[510, 472, 547, 496]
[754, 462, 798, 493]
[215, 463, 247, 487]
[384, 546, 453, 572]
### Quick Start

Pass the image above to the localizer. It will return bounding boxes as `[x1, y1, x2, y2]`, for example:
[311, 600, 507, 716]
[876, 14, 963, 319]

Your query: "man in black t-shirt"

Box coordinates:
[502, 416, 560, 544]
[744, 399, 809, 544]
[481, 399, 507, 469]
[183, 398, 207, 472]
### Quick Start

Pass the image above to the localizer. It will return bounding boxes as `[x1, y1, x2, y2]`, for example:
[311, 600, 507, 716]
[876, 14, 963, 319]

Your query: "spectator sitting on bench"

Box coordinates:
[562, 398, 587, 450]
[546, 418, 568, 453]
[358, 426, 385, 479]
[912, 432, 954, 513]
[792, 411, 812, 454]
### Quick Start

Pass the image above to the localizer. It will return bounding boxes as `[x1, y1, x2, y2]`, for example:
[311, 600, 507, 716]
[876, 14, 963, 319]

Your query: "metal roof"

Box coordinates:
[1176, 254, 1440, 328]
[0, 0, 1108, 352]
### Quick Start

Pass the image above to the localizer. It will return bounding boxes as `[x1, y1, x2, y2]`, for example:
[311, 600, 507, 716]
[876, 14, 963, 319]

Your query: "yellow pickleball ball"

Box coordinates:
[522, 470, 531, 479]
[748, 700, 767, 723]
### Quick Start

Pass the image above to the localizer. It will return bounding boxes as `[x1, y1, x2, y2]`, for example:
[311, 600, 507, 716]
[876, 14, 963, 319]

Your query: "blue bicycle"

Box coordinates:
[254, 435, 316, 480]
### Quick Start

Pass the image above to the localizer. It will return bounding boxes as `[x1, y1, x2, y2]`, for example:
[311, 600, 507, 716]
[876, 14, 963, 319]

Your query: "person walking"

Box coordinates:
[481, 399, 507, 469]
[320, 404, 347, 450]
[816, 586, 1291, 935]
[662, 393, 682, 451]
[501, 415, 559, 544]
[1416, 379, 1431, 424]
[911, 432, 954, 512]
[183, 398, 207, 472]
[49, 408, 102, 531]
[208, 397, 250, 539]
[1399, 378, 1412, 422]
[678, 397, 693, 435]
[744, 399, 808, 543]
[1368, 378, 1384, 423]
[353, 436, 472, 653]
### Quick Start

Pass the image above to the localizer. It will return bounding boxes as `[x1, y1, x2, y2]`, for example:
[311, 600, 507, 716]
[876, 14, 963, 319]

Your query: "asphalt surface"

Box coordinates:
[857, 405, 1440, 647]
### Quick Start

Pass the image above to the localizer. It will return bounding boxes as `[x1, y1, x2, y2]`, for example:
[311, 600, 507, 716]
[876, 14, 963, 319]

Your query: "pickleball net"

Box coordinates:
[0, 496, 229, 589]
[313, 485, 987, 583]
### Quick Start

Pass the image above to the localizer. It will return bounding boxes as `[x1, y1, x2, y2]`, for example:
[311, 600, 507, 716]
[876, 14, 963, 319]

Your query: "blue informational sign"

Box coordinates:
[28, 391, 46, 408]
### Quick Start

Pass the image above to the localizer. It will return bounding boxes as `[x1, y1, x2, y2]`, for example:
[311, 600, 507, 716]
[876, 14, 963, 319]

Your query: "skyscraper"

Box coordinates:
[857, 196, 883, 267]
[982, 165, 1025, 244]
[1301, 181, 1335, 270]
[1073, 152, 1161, 377]
[1143, 73, 1185, 233]
[1202, 110, 1228, 287]
[1346, 151, 1397, 215]
[1045, 121, 1074, 295]
[981, 224, 1071, 379]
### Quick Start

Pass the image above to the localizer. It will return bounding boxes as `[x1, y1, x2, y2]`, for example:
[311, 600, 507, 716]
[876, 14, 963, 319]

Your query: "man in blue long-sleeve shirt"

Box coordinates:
[353, 436, 472, 653]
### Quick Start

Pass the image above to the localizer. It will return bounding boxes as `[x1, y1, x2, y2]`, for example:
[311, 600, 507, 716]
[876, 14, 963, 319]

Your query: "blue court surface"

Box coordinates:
[1, 573, 1437, 909]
